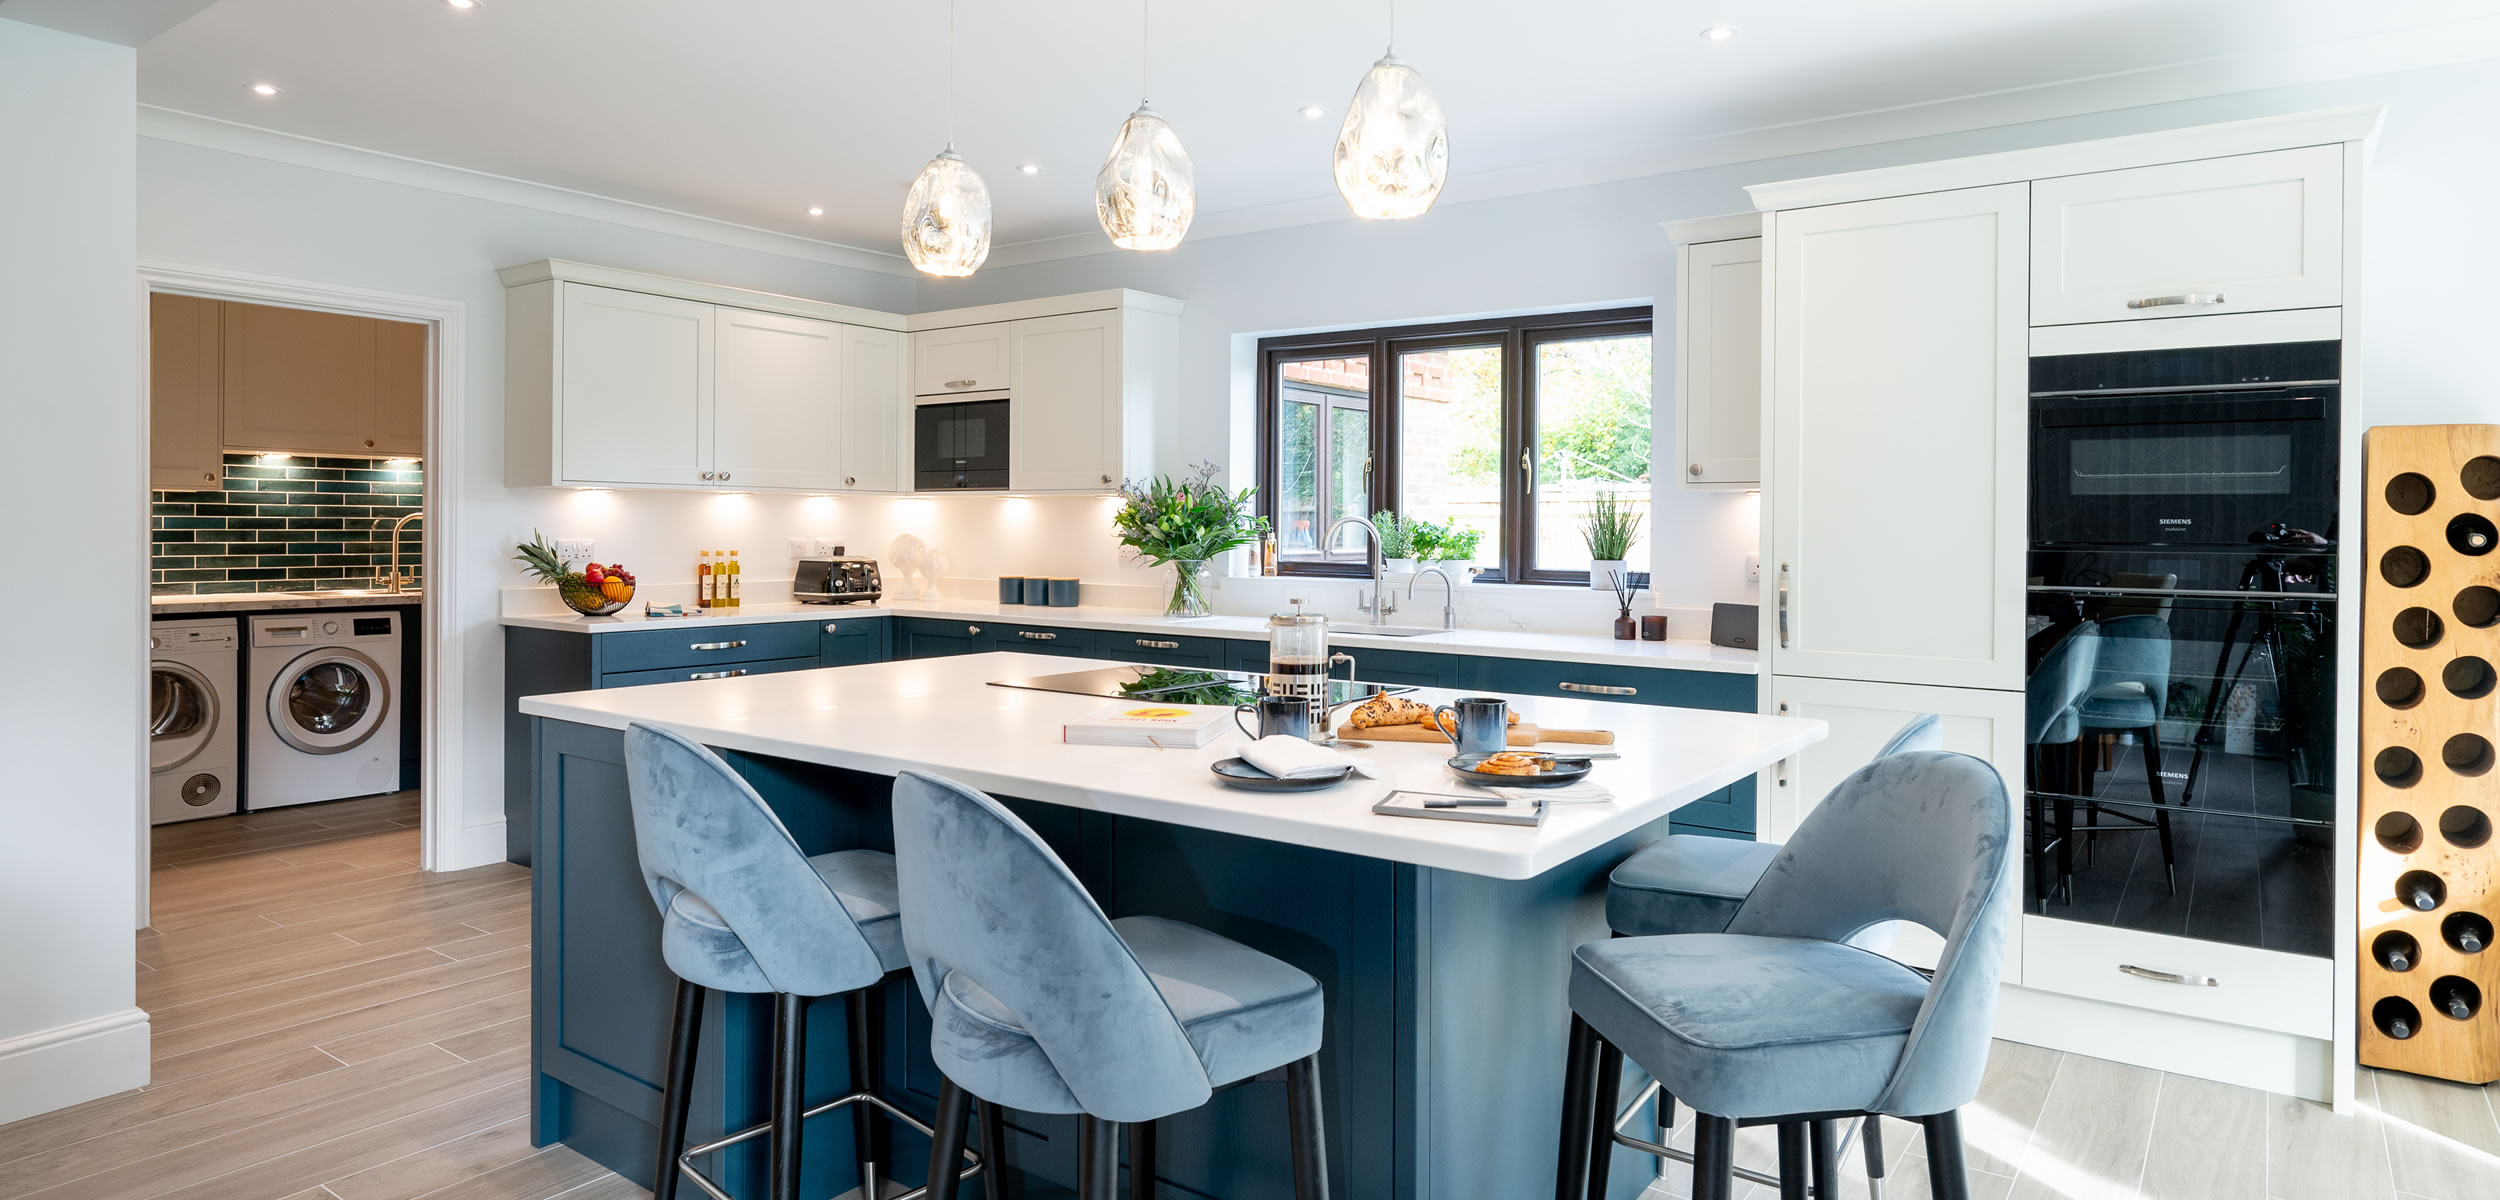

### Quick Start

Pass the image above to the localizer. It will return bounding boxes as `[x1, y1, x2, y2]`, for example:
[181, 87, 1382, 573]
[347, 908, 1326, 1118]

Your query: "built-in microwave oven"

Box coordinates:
[914, 398, 1010, 490]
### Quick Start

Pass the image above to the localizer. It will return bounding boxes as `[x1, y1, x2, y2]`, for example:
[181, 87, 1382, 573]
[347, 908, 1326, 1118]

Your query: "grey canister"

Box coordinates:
[998, 577, 1024, 604]
[1049, 577, 1080, 606]
[1022, 577, 1050, 605]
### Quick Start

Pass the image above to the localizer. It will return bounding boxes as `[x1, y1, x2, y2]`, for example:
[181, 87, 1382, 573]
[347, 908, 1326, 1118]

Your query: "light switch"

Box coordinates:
[1745, 554, 1761, 584]
[553, 539, 594, 567]
[788, 538, 810, 560]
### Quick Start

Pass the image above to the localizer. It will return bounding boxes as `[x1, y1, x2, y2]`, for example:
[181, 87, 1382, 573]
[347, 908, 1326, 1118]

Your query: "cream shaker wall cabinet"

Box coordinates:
[149, 292, 224, 490]
[221, 300, 425, 459]
[1668, 215, 1764, 489]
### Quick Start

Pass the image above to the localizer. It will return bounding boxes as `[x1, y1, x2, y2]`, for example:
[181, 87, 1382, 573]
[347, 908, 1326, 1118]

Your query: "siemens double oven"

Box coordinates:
[2026, 340, 2342, 958]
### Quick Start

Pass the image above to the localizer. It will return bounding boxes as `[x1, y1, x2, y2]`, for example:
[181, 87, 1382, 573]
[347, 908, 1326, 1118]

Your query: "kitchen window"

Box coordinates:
[1257, 307, 1652, 584]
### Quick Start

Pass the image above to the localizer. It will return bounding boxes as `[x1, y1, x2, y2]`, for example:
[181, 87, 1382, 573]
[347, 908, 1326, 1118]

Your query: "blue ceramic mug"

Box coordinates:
[1234, 696, 1313, 741]
[1432, 696, 1510, 755]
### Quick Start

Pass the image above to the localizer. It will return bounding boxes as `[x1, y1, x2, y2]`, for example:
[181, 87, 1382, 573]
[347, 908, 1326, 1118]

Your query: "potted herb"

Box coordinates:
[1411, 518, 1484, 565]
[1580, 491, 1644, 591]
[1371, 511, 1418, 574]
[1112, 463, 1269, 617]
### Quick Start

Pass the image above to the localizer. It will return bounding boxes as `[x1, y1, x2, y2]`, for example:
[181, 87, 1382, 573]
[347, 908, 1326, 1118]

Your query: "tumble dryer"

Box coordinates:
[150, 617, 240, 824]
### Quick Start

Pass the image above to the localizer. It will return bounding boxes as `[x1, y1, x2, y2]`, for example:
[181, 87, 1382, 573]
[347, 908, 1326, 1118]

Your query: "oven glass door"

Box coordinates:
[2031, 388, 2338, 548]
[914, 399, 1010, 489]
[2022, 578, 2337, 957]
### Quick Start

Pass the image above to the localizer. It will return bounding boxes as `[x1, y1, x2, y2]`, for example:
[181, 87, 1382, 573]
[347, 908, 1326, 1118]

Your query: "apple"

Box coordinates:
[583, 564, 605, 585]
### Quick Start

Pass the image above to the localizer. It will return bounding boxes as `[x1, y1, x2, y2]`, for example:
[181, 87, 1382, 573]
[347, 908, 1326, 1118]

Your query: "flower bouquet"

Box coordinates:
[1112, 463, 1269, 617]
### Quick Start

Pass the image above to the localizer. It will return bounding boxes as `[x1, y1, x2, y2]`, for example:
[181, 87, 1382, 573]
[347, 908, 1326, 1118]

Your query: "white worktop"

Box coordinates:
[152, 590, 423, 615]
[499, 597, 1760, 675]
[517, 652, 1820, 879]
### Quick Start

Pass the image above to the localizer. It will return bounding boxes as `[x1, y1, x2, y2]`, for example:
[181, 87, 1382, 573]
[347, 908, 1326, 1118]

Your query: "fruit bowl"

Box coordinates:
[517, 534, 638, 618]
[558, 577, 633, 617]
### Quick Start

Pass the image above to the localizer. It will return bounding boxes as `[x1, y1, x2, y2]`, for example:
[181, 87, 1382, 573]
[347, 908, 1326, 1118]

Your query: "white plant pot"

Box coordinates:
[1382, 557, 1417, 576]
[1589, 560, 1629, 591]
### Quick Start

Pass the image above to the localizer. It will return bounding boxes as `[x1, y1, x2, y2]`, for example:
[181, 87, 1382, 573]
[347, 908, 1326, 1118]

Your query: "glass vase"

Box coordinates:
[1166, 559, 1211, 618]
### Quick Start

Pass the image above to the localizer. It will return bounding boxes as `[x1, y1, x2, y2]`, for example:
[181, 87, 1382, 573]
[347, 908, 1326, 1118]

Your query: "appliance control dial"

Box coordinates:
[322, 621, 341, 635]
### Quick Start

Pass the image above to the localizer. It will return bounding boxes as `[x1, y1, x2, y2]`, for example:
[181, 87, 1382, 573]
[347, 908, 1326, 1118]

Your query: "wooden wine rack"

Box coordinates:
[2359, 425, 2500, 1083]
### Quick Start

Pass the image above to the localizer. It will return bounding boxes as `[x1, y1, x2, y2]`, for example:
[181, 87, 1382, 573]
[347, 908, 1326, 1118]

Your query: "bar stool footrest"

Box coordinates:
[675, 1090, 986, 1200]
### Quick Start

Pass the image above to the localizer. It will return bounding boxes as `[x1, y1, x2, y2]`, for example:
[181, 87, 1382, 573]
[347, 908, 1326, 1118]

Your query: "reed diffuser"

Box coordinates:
[1605, 566, 1645, 639]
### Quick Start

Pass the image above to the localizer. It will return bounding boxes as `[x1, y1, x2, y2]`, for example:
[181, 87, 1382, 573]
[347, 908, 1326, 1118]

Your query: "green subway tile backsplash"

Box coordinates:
[150, 453, 423, 595]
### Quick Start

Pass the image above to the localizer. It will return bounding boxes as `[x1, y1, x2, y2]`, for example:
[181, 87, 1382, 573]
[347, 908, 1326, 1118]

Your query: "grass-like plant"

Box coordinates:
[1580, 490, 1643, 561]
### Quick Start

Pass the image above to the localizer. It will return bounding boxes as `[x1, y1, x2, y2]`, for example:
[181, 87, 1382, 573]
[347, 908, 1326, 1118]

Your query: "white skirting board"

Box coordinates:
[441, 815, 509, 873]
[0, 1007, 150, 1126]
[1994, 983, 2334, 1104]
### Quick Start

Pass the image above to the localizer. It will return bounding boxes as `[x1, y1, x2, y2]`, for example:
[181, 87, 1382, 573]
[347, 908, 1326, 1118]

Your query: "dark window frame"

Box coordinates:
[1255, 306, 1653, 585]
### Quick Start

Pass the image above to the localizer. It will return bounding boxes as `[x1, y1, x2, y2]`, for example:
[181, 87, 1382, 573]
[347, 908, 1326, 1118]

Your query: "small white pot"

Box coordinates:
[1589, 560, 1629, 591]
[1381, 557, 1417, 576]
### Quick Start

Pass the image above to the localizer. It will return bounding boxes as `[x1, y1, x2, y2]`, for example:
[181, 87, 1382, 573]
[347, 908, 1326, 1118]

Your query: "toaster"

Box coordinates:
[794, 556, 882, 604]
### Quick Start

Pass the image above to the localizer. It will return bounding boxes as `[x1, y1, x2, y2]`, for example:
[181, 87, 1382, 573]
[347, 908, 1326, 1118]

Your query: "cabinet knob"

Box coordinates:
[845, 476, 857, 486]
[204, 472, 217, 482]
[364, 439, 375, 448]
[824, 623, 839, 633]
[1101, 474, 1113, 485]
[967, 624, 981, 634]
[721, 472, 731, 482]
[1689, 463, 1704, 476]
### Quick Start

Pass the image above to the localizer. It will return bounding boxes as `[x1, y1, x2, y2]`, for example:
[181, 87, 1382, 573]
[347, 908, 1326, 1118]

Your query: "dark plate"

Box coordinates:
[1210, 757, 1353, 792]
[1445, 752, 1595, 788]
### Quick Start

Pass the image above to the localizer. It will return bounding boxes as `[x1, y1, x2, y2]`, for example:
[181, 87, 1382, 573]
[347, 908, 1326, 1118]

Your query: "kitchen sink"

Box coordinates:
[1327, 623, 1449, 638]
[286, 588, 422, 599]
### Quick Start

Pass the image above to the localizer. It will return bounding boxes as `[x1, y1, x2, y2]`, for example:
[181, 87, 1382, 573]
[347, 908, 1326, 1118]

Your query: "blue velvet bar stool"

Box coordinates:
[1555, 750, 2015, 1200]
[621, 724, 991, 1200]
[890, 769, 1331, 1200]
[1597, 711, 1941, 1191]
[2072, 613, 2181, 892]
[2028, 622, 2103, 906]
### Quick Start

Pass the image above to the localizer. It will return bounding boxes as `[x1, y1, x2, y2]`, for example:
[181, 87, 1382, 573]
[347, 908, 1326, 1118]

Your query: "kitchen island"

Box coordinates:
[518, 652, 1822, 1199]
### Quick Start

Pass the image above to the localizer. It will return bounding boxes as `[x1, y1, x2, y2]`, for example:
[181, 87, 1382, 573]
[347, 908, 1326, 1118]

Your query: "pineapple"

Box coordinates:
[515, 532, 610, 612]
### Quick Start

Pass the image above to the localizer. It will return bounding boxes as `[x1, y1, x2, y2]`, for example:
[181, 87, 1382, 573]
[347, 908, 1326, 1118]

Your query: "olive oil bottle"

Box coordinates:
[697, 550, 712, 608]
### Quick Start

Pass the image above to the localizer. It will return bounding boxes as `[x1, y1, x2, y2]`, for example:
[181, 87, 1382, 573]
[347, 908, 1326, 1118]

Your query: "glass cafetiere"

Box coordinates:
[1266, 599, 1355, 742]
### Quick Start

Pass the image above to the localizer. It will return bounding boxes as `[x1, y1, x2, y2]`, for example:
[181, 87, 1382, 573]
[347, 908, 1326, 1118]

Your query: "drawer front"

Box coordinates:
[815, 617, 888, 668]
[1471, 660, 1757, 712]
[2031, 145, 2344, 326]
[599, 655, 819, 689]
[989, 623, 1096, 657]
[1338, 647, 1452, 688]
[2020, 915, 2330, 1038]
[1667, 780, 1756, 837]
[897, 618, 987, 658]
[1101, 630, 1227, 668]
[597, 621, 820, 674]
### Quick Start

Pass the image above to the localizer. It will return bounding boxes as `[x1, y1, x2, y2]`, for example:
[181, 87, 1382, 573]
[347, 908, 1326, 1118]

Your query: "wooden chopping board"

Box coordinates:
[1334, 722, 1615, 746]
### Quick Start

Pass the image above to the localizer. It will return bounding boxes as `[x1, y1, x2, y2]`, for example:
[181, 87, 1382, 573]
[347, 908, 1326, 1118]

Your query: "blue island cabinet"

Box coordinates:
[528, 719, 1663, 1200]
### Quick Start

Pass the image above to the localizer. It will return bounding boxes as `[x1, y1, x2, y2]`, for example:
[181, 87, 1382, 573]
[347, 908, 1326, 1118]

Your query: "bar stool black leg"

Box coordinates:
[1554, 1015, 1599, 1200]
[1583, 1041, 1622, 1200]
[653, 979, 703, 1200]
[1077, 1115, 1118, 1200]
[1807, 1119, 1839, 1198]
[1922, 1111, 1972, 1200]
[1285, 1052, 1330, 1200]
[2143, 730, 2179, 894]
[1690, 1114, 1737, 1200]
[770, 993, 806, 1200]
[1862, 1115, 1885, 1182]
[1774, 1122, 1808, 1200]
[977, 1100, 1009, 1200]
[846, 990, 883, 1200]
[927, 1078, 972, 1200]
[1128, 1119, 1157, 1200]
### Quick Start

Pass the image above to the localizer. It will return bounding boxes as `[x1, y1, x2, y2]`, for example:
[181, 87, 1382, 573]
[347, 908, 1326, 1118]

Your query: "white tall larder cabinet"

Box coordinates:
[557, 285, 714, 488]
[1763, 184, 2031, 693]
[714, 308, 843, 492]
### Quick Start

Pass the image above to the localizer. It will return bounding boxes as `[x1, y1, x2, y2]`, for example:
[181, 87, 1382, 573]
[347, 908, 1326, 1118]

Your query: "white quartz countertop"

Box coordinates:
[499, 597, 1759, 675]
[153, 591, 423, 615]
[517, 652, 1821, 879]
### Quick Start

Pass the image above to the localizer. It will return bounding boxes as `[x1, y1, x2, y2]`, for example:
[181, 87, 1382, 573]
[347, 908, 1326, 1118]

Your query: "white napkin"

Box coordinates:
[1491, 781, 1614, 805]
[1240, 735, 1379, 780]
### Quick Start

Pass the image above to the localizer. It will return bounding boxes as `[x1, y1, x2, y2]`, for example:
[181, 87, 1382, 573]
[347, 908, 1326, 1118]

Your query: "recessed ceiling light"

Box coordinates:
[1700, 25, 1737, 41]
[251, 83, 280, 96]
[1298, 104, 1326, 119]
[446, 0, 480, 8]
[806, 206, 824, 216]
[1017, 163, 1042, 175]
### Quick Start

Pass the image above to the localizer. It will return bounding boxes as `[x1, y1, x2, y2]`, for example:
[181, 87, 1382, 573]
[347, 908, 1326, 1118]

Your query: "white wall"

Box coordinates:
[0, 17, 149, 1124]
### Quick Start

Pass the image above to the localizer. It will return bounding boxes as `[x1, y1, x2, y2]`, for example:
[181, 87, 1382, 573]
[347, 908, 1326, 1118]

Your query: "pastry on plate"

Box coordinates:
[1349, 695, 1434, 728]
[1471, 751, 1544, 776]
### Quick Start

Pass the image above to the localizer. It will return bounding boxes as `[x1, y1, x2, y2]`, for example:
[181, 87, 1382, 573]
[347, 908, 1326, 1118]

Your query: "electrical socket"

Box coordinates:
[788, 538, 810, 561]
[553, 539, 595, 567]
[812, 537, 842, 557]
[1745, 554, 1761, 584]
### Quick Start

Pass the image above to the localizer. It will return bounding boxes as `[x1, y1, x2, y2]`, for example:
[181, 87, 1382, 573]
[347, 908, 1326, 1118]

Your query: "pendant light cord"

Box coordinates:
[1140, 0, 1150, 105]
[946, 0, 958, 149]
[1387, 0, 1396, 54]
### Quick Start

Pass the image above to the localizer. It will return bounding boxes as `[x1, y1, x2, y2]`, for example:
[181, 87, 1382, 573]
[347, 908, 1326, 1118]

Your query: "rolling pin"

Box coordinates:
[1335, 722, 1615, 746]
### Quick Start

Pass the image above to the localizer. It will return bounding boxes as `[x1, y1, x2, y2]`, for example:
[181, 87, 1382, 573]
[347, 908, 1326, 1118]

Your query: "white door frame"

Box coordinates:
[137, 260, 467, 879]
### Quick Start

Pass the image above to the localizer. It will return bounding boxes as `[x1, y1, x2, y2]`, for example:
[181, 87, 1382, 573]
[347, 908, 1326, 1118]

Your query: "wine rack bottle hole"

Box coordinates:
[2444, 656, 2496, 701]
[2393, 607, 2445, 649]
[2431, 975, 2483, 1021]
[2444, 733, 2495, 777]
[2376, 667, 2425, 709]
[2396, 869, 2447, 912]
[2382, 546, 2432, 589]
[2457, 585, 2500, 630]
[2374, 995, 2424, 1040]
[2464, 455, 2500, 502]
[2385, 472, 2437, 515]
[2375, 810, 2425, 854]
[2442, 911, 2492, 954]
[2376, 746, 2424, 788]
[2372, 930, 2422, 973]
[2439, 805, 2494, 849]
[2449, 513, 2499, 557]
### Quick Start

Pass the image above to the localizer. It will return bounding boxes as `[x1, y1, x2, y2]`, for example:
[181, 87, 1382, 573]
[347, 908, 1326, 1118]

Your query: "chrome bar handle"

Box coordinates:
[1135, 639, 1181, 650]
[1776, 702, 1791, 787]
[689, 640, 749, 651]
[2125, 292, 2225, 310]
[1560, 682, 1636, 696]
[1018, 630, 1057, 641]
[687, 669, 748, 681]
[824, 624, 840, 633]
[1777, 564, 1791, 648]
[2118, 964, 2219, 987]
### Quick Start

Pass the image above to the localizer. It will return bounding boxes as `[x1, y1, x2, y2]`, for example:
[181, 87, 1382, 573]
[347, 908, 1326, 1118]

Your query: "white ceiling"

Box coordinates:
[130, 0, 2500, 260]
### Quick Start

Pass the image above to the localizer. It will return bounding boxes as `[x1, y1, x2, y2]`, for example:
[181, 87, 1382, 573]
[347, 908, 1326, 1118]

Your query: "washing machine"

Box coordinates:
[150, 617, 240, 824]
[247, 611, 403, 809]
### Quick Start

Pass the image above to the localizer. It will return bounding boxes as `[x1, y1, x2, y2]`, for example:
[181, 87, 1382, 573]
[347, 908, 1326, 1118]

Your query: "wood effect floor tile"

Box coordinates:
[2372, 1068, 2500, 1200]
[0, 1046, 342, 1166]
[401, 1146, 618, 1200]
[2140, 1073, 2267, 1200]
[540, 1175, 649, 1200]
[151, 947, 528, 1060]
[152, 964, 527, 1085]
[2005, 1052, 2162, 1200]
[312, 986, 529, 1067]
[436, 1017, 530, 1064]
[148, 948, 457, 1034]
[318, 1115, 537, 1200]
[431, 926, 528, 961]
[141, 1076, 532, 1200]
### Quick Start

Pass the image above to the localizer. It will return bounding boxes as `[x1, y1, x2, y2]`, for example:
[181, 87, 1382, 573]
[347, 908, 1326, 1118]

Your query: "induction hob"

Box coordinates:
[986, 665, 1409, 708]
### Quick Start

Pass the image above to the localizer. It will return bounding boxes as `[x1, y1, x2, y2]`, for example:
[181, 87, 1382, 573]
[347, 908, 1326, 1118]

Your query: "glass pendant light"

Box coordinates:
[1332, 0, 1447, 220]
[1095, 0, 1195, 250]
[901, 0, 992, 276]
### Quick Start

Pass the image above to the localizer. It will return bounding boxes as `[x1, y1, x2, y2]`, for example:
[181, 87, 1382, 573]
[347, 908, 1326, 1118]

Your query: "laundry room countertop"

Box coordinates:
[151, 591, 424, 616]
